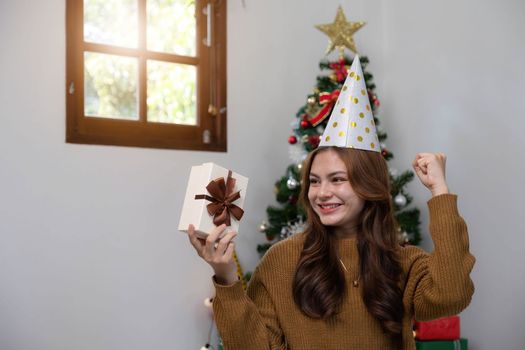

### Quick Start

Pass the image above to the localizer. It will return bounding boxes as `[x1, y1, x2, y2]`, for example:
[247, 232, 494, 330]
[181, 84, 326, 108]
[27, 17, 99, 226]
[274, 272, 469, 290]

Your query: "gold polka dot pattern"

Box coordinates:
[317, 55, 379, 153]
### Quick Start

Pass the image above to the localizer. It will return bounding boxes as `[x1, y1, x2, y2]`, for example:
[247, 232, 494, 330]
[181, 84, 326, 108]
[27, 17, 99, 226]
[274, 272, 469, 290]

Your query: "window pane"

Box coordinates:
[84, 0, 138, 48]
[147, 60, 196, 125]
[147, 0, 196, 56]
[84, 52, 139, 120]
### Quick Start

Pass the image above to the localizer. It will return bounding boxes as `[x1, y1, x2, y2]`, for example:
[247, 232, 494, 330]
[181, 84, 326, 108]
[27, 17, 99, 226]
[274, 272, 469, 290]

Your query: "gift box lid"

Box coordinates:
[415, 316, 460, 341]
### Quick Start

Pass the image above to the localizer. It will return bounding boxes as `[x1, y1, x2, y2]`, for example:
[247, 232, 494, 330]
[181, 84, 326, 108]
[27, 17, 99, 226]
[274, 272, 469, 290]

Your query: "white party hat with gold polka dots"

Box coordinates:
[319, 55, 380, 152]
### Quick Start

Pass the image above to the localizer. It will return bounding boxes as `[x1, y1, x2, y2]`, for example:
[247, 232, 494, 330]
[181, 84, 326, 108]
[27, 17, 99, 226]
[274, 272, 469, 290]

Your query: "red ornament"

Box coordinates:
[288, 195, 298, 205]
[266, 233, 274, 241]
[288, 135, 297, 144]
[381, 150, 388, 157]
[369, 91, 381, 108]
[300, 120, 310, 129]
[329, 58, 348, 82]
[308, 134, 320, 148]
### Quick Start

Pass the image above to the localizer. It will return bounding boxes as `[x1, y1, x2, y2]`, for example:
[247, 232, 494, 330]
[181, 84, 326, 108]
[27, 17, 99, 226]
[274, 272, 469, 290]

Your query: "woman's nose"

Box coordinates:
[319, 182, 333, 198]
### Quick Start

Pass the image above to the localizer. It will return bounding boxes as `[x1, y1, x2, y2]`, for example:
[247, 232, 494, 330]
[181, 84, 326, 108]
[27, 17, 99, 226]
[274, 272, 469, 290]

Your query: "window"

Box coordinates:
[66, 0, 227, 151]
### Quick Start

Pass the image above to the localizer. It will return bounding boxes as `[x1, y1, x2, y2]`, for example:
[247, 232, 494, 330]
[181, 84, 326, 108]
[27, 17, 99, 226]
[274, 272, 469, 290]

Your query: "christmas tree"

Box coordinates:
[256, 6, 422, 257]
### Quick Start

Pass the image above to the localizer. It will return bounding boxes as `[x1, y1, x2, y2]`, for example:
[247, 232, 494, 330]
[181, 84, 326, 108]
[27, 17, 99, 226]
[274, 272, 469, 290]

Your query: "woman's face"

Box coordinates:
[307, 150, 365, 238]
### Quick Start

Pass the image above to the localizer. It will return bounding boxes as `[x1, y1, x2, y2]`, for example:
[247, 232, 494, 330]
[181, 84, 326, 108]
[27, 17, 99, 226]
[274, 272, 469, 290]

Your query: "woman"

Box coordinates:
[187, 147, 475, 349]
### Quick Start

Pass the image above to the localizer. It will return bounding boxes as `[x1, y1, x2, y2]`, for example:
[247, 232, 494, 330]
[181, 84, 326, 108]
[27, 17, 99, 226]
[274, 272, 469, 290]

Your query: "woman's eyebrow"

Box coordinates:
[328, 171, 347, 177]
[309, 171, 347, 178]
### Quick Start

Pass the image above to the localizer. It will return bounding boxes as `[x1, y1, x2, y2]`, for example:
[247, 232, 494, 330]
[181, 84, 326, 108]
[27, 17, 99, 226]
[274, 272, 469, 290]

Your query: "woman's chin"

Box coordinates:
[319, 217, 340, 226]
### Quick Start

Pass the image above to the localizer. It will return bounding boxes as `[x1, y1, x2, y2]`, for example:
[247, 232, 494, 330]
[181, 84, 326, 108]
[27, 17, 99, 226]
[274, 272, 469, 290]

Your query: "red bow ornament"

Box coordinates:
[308, 90, 340, 126]
[329, 58, 348, 82]
[194, 171, 244, 226]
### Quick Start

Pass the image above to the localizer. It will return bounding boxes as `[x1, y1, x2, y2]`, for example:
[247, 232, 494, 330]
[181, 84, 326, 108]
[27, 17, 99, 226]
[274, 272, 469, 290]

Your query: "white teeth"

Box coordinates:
[320, 204, 339, 209]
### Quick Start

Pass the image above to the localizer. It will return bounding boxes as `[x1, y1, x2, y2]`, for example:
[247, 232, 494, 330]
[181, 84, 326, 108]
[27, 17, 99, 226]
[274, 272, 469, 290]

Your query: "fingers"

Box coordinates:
[412, 152, 449, 195]
[438, 152, 446, 169]
[205, 224, 227, 258]
[208, 229, 237, 261]
[187, 224, 205, 256]
[215, 231, 238, 255]
[223, 240, 236, 261]
[415, 152, 446, 162]
[417, 158, 428, 173]
[412, 155, 428, 176]
[412, 161, 425, 178]
[413, 153, 447, 171]
[188, 223, 237, 267]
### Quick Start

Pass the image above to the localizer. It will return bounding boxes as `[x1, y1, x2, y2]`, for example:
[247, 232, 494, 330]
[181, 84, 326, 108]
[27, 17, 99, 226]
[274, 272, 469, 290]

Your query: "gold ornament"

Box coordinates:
[307, 96, 317, 105]
[233, 250, 247, 290]
[305, 104, 321, 117]
[315, 6, 365, 55]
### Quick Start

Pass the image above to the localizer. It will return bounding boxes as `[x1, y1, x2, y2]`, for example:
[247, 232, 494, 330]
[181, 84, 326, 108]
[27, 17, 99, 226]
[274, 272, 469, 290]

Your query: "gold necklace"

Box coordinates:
[339, 258, 360, 287]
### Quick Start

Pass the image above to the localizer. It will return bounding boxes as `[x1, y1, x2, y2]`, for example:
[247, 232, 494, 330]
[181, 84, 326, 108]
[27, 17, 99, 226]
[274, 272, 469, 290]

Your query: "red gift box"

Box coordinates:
[414, 316, 460, 341]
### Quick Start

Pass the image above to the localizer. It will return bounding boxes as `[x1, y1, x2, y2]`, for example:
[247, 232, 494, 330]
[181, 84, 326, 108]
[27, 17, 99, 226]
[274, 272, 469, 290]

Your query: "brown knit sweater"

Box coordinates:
[213, 194, 475, 349]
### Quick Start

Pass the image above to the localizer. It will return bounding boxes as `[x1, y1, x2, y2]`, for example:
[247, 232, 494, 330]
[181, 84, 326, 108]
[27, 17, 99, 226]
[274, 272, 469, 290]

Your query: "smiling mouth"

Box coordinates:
[318, 203, 341, 209]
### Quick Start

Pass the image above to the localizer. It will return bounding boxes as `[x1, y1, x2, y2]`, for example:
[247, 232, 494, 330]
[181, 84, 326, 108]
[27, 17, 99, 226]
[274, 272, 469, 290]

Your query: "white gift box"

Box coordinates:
[178, 162, 249, 238]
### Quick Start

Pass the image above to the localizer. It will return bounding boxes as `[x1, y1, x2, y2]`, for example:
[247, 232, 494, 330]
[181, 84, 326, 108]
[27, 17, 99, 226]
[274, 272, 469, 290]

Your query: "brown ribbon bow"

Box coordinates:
[194, 170, 244, 226]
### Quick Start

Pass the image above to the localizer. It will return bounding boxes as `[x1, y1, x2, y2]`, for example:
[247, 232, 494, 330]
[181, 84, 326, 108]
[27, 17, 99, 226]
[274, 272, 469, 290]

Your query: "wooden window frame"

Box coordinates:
[66, 0, 227, 151]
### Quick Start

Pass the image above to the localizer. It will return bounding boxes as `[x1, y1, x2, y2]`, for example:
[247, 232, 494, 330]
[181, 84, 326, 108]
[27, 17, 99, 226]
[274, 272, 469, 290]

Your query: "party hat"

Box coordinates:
[318, 55, 379, 152]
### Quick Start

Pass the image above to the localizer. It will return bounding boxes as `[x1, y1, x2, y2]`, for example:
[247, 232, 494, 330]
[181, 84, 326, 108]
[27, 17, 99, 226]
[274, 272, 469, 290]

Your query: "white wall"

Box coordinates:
[1, 0, 523, 349]
[380, 0, 525, 349]
[0, 0, 378, 349]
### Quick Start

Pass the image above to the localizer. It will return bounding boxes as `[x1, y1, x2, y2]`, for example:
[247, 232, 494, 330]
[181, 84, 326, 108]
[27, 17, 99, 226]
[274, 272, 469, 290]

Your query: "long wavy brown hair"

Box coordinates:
[293, 146, 404, 346]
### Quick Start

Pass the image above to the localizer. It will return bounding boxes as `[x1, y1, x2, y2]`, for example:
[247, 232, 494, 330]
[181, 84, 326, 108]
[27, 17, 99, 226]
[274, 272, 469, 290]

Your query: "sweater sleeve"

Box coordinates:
[405, 194, 476, 321]
[212, 266, 287, 350]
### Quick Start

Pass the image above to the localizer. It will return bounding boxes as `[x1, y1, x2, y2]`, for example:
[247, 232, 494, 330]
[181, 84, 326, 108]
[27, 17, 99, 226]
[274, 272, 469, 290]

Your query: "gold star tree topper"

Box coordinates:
[315, 6, 365, 55]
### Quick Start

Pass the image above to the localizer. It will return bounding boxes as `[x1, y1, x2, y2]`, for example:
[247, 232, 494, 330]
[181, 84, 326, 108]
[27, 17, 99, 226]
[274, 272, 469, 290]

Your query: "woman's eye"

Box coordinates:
[333, 177, 347, 183]
[309, 178, 319, 184]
